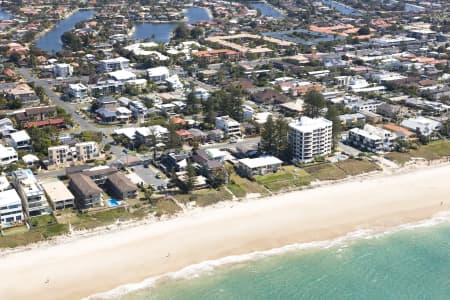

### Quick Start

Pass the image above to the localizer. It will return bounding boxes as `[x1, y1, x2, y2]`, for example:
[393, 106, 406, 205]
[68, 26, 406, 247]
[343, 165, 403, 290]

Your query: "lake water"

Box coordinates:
[100, 214, 450, 300]
[321, 0, 362, 16]
[133, 7, 212, 42]
[35, 9, 96, 53]
[248, 2, 284, 18]
[0, 9, 12, 20]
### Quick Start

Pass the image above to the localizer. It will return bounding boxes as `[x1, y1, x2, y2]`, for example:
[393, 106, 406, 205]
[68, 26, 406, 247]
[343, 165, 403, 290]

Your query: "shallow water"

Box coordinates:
[94, 212, 450, 300]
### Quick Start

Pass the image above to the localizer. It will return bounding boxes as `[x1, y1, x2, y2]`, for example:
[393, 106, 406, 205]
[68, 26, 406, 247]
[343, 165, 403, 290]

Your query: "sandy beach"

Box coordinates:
[1, 164, 450, 300]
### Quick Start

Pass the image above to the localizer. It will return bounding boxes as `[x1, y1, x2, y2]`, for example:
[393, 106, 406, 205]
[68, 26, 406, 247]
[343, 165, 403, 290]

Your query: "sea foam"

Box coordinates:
[85, 210, 450, 300]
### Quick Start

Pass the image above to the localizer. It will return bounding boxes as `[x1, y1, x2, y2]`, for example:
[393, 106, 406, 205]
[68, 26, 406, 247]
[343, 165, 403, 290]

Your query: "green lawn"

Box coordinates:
[229, 173, 268, 197]
[384, 152, 411, 165]
[385, 140, 450, 165]
[0, 214, 69, 249]
[153, 198, 182, 216]
[227, 183, 247, 198]
[189, 188, 233, 207]
[255, 167, 312, 192]
[304, 163, 348, 181]
[336, 159, 381, 176]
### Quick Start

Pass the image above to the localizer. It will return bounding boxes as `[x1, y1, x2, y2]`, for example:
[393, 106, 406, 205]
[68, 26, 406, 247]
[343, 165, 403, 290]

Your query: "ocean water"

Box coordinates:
[92, 212, 450, 300]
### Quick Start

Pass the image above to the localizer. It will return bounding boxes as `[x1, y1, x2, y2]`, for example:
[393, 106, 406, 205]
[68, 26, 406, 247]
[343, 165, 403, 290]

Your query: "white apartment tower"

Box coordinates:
[288, 117, 333, 163]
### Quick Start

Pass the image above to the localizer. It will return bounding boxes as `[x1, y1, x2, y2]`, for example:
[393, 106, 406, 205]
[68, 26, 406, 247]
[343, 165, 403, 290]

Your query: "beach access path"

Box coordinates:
[1, 164, 450, 300]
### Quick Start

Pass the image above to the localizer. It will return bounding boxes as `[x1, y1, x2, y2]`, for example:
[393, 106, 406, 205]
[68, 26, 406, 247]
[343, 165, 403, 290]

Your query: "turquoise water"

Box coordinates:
[321, 0, 362, 16]
[111, 219, 450, 300]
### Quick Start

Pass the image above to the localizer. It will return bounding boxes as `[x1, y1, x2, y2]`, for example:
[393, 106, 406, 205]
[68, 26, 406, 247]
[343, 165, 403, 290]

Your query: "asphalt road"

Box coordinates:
[17, 67, 98, 132]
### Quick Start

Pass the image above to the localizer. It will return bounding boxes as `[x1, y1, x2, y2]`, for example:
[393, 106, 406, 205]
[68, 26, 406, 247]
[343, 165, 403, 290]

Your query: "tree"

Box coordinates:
[167, 123, 182, 149]
[186, 90, 200, 114]
[303, 89, 325, 118]
[173, 24, 190, 40]
[274, 118, 289, 160]
[260, 116, 290, 161]
[357, 27, 370, 35]
[184, 162, 197, 193]
[260, 116, 277, 154]
[326, 105, 342, 150]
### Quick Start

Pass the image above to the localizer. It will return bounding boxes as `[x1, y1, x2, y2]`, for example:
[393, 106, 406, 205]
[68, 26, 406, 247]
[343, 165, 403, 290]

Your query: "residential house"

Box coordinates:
[400, 117, 442, 136]
[12, 169, 50, 217]
[339, 113, 366, 129]
[0, 118, 16, 137]
[98, 57, 130, 72]
[0, 145, 18, 166]
[15, 106, 57, 124]
[147, 66, 170, 82]
[68, 83, 88, 101]
[10, 130, 31, 150]
[0, 189, 24, 227]
[237, 156, 283, 178]
[53, 63, 73, 78]
[288, 117, 333, 163]
[6, 83, 40, 107]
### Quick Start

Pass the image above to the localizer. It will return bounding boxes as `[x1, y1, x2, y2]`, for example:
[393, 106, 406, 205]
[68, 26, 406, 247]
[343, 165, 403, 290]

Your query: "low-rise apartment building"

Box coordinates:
[288, 117, 333, 163]
[348, 124, 395, 153]
[12, 169, 50, 217]
[75, 141, 100, 162]
[215, 116, 241, 137]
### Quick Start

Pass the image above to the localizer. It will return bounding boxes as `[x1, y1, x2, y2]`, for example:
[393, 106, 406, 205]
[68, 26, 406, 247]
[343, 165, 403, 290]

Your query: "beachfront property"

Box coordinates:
[68, 173, 103, 209]
[237, 156, 283, 178]
[105, 172, 137, 200]
[289, 117, 333, 163]
[12, 169, 50, 217]
[98, 57, 130, 72]
[215, 116, 241, 137]
[347, 124, 396, 153]
[41, 179, 75, 210]
[400, 117, 442, 136]
[0, 144, 18, 166]
[0, 189, 24, 228]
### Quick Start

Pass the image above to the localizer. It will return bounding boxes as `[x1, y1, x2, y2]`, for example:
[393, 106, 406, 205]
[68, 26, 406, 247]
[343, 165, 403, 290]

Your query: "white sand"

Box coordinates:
[1, 164, 450, 300]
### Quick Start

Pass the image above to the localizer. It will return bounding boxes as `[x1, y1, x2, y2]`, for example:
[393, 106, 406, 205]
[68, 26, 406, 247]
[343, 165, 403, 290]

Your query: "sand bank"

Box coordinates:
[1, 164, 450, 300]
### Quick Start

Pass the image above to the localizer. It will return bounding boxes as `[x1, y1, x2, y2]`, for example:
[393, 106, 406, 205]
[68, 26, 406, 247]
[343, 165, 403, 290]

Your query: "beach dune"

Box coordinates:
[1, 165, 450, 300]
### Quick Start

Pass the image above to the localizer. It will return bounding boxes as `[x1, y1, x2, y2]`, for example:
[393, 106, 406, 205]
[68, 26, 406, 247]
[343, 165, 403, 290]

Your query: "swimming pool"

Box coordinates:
[107, 199, 119, 207]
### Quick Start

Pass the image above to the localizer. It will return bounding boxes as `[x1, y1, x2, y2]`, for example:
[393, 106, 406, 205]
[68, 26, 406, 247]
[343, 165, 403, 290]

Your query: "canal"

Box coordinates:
[133, 7, 212, 42]
[36, 9, 96, 53]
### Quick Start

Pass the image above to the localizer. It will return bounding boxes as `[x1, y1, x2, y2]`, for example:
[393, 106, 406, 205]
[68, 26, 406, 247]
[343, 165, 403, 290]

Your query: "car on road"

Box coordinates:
[155, 173, 161, 179]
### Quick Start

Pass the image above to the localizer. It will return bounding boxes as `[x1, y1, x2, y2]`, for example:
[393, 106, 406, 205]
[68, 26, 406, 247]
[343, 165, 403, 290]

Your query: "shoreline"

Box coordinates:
[0, 163, 450, 299]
